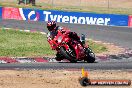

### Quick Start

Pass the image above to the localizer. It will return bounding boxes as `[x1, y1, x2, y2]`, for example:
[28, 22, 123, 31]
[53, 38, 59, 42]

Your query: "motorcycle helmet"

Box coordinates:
[47, 21, 56, 31]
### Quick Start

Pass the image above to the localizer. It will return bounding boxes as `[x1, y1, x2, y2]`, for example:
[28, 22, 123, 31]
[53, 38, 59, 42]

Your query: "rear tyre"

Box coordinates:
[55, 53, 64, 61]
[60, 47, 77, 63]
[86, 48, 95, 63]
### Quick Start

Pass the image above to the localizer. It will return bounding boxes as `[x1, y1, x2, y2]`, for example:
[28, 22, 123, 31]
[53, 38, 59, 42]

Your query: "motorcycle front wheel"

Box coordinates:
[60, 47, 77, 63]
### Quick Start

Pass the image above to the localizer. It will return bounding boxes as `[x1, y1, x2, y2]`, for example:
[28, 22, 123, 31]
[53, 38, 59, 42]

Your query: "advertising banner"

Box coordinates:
[19, 8, 129, 26]
[2, 7, 129, 26]
[128, 15, 132, 27]
[2, 7, 22, 20]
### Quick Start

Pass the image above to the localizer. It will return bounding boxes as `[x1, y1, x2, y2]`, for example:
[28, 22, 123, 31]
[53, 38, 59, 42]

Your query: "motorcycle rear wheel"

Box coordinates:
[86, 48, 95, 63]
[60, 47, 77, 63]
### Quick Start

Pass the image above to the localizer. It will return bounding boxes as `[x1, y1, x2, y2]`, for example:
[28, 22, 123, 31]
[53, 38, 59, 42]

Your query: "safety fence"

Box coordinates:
[1, 0, 132, 15]
[0, 7, 132, 27]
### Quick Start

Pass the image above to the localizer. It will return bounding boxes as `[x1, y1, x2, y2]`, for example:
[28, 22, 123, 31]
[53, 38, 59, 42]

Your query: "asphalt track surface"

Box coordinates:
[0, 19, 132, 70]
[0, 59, 132, 70]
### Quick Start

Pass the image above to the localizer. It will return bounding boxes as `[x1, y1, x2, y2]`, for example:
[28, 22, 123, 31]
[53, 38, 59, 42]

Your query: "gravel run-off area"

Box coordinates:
[0, 69, 131, 88]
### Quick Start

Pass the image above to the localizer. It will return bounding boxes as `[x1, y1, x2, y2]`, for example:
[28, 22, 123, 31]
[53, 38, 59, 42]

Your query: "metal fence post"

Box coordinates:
[108, 0, 110, 9]
[79, 0, 81, 7]
[52, 0, 54, 7]
[25, 0, 26, 5]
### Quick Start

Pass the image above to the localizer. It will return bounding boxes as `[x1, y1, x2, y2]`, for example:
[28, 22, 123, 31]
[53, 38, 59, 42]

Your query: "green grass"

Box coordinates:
[88, 40, 107, 53]
[0, 28, 55, 57]
[0, 28, 107, 57]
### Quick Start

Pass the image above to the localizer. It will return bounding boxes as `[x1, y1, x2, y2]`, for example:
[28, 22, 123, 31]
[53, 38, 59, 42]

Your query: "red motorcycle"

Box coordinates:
[47, 29, 95, 63]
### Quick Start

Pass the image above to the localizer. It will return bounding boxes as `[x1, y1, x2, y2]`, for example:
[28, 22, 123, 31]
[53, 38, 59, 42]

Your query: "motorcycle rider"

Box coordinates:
[47, 21, 81, 41]
[47, 20, 63, 40]
[46, 20, 82, 61]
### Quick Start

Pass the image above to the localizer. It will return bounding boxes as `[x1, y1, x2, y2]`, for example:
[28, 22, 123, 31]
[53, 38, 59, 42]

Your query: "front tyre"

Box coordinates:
[60, 47, 77, 63]
[85, 48, 95, 63]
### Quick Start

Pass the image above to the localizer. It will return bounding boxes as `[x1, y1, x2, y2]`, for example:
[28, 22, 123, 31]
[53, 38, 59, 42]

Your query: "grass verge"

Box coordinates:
[0, 28, 107, 57]
[0, 2, 132, 15]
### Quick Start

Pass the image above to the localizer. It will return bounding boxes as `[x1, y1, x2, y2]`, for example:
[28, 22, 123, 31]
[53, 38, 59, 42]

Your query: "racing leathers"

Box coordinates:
[47, 26, 82, 61]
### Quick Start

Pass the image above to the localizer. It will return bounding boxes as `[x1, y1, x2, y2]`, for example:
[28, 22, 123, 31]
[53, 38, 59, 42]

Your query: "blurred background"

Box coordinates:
[0, 0, 132, 14]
